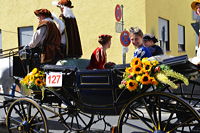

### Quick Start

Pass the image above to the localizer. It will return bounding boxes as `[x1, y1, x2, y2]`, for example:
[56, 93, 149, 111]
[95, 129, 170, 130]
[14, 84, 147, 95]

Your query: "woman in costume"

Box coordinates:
[143, 34, 163, 56]
[87, 35, 112, 69]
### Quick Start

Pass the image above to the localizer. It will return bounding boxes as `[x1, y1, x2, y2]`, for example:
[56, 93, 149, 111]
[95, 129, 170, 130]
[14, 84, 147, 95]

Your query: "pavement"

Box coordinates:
[0, 104, 117, 133]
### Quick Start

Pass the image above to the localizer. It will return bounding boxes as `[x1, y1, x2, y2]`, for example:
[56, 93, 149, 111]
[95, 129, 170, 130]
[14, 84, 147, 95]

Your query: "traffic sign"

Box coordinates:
[120, 30, 130, 47]
[115, 4, 122, 22]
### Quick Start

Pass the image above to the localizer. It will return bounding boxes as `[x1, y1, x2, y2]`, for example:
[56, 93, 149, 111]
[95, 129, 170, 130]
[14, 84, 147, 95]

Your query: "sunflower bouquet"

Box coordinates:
[119, 58, 189, 91]
[20, 68, 46, 93]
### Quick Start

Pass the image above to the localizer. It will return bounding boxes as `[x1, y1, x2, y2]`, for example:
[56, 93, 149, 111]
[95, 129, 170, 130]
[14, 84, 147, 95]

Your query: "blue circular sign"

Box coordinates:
[120, 31, 130, 47]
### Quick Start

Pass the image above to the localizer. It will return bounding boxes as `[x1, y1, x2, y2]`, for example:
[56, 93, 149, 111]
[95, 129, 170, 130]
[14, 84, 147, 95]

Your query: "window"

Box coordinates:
[18, 26, 33, 47]
[0, 30, 2, 53]
[178, 25, 185, 52]
[158, 18, 170, 52]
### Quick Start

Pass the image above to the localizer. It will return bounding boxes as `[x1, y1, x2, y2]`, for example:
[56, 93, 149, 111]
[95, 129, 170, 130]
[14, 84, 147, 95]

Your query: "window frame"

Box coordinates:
[158, 17, 170, 52]
[17, 26, 34, 48]
[178, 24, 185, 52]
[0, 29, 2, 53]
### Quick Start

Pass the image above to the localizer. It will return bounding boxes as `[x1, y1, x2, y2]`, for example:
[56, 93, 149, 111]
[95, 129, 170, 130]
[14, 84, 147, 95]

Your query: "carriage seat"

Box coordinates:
[42, 64, 76, 72]
[56, 58, 90, 70]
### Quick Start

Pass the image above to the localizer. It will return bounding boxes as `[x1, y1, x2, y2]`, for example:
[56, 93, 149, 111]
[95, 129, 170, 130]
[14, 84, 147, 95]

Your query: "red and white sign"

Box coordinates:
[115, 4, 122, 22]
[46, 72, 62, 87]
[120, 30, 131, 47]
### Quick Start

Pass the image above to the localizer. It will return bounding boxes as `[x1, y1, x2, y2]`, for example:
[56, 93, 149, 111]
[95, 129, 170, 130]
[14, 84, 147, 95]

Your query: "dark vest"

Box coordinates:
[37, 20, 63, 64]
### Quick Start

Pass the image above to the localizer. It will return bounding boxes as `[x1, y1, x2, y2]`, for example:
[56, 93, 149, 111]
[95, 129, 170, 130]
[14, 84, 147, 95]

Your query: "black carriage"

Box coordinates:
[3, 49, 200, 133]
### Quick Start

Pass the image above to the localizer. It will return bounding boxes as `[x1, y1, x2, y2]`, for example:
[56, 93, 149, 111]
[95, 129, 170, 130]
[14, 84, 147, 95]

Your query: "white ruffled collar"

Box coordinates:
[63, 6, 75, 18]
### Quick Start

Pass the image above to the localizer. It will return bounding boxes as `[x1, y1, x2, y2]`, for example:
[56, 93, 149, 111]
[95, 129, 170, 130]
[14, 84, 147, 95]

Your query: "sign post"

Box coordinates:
[115, 4, 129, 64]
[120, 30, 131, 64]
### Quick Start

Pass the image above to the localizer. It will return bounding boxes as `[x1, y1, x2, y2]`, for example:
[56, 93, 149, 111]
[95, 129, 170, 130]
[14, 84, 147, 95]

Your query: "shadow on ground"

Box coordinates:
[0, 120, 110, 133]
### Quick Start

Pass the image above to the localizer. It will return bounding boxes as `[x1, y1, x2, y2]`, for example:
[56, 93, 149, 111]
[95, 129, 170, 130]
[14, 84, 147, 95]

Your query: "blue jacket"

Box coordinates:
[134, 46, 152, 59]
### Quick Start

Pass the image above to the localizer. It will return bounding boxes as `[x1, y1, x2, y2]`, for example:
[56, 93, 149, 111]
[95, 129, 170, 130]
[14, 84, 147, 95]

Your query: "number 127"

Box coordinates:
[48, 75, 61, 84]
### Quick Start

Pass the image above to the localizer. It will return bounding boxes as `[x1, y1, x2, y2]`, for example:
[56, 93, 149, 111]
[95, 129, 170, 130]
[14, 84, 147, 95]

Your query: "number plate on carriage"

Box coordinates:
[46, 72, 62, 87]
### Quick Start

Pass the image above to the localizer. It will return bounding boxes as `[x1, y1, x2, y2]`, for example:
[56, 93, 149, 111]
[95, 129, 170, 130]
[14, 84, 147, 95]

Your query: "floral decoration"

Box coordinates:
[119, 58, 189, 91]
[20, 68, 46, 98]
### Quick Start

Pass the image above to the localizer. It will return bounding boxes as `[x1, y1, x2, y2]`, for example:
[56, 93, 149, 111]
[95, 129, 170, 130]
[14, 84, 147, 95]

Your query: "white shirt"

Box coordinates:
[28, 18, 54, 48]
[52, 14, 66, 44]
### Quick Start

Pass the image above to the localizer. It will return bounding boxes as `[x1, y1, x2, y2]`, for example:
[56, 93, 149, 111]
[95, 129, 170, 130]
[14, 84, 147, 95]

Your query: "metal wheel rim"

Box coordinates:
[118, 92, 200, 133]
[6, 98, 48, 133]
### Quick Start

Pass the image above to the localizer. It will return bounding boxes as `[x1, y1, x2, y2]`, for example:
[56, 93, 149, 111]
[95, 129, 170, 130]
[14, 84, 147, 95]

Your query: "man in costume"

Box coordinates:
[28, 9, 63, 64]
[56, 0, 83, 58]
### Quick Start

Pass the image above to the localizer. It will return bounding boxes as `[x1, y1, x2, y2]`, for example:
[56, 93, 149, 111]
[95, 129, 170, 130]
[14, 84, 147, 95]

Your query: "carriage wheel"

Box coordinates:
[59, 102, 94, 132]
[118, 92, 200, 133]
[6, 98, 48, 133]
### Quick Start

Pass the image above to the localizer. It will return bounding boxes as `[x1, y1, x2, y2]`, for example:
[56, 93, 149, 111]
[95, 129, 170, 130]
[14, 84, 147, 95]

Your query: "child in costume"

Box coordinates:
[129, 27, 152, 59]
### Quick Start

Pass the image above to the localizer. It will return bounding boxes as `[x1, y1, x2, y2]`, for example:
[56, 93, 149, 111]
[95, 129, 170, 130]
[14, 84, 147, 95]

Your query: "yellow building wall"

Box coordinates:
[145, 0, 196, 58]
[1, 0, 195, 63]
[0, 0, 146, 64]
[75, 0, 146, 63]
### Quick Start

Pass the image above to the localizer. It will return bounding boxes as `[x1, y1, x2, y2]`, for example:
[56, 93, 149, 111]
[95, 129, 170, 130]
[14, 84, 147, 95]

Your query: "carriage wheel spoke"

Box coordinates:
[77, 114, 87, 126]
[70, 116, 74, 128]
[157, 96, 162, 130]
[129, 108, 154, 130]
[13, 106, 24, 120]
[163, 111, 175, 131]
[27, 103, 32, 121]
[31, 128, 41, 133]
[29, 111, 39, 123]
[9, 116, 22, 124]
[163, 100, 180, 131]
[75, 115, 80, 129]
[31, 122, 44, 127]
[142, 98, 157, 129]
[64, 115, 70, 121]
[60, 111, 68, 116]
[167, 116, 196, 132]
[123, 122, 152, 132]
[20, 102, 27, 120]
[9, 125, 18, 130]
[79, 111, 91, 118]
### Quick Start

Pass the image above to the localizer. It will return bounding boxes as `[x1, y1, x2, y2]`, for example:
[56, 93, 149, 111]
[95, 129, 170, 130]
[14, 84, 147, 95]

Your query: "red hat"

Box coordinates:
[58, 0, 74, 8]
[34, 9, 53, 19]
[191, 0, 200, 11]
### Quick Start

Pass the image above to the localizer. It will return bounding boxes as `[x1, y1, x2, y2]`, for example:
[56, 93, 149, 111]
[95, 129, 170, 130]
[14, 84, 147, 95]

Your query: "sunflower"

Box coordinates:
[150, 77, 158, 85]
[125, 67, 133, 74]
[42, 81, 46, 86]
[32, 68, 38, 74]
[151, 60, 159, 66]
[35, 78, 44, 87]
[29, 75, 35, 82]
[136, 75, 142, 82]
[126, 80, 138, 91]
[143, 61, 153, 72]
[131, 58, 142, 67]
[140, 73, 151, 85]
[132, 65, 143, 75]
